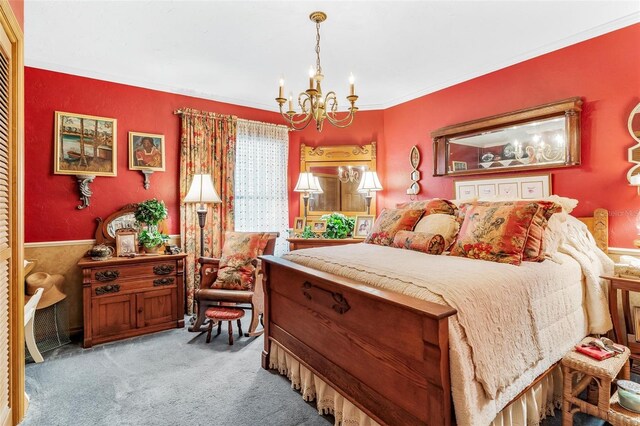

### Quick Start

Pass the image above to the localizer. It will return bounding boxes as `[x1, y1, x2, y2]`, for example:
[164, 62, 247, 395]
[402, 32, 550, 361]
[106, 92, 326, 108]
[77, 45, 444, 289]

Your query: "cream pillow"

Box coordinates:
[413, 213, 460, 250]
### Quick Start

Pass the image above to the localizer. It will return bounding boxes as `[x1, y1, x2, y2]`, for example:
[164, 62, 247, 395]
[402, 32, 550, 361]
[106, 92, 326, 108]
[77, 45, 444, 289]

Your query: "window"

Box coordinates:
[235, 120, 289, 255]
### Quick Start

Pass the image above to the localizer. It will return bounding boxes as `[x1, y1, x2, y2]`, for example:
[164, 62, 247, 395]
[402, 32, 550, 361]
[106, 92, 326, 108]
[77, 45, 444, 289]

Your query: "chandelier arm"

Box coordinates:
[277, 103, 314, 128]
[325, 110, 357, 128]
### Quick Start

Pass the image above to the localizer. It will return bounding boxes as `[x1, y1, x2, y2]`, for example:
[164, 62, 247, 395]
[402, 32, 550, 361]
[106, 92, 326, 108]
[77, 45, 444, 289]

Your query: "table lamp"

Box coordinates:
[357, 171, 383, 214]
[294, 172, 320, 219]
[184, 174, 222, 257]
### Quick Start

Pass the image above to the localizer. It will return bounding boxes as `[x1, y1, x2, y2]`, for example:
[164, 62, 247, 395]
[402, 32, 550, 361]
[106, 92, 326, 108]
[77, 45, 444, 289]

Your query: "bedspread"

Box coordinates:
[283, 244, 590, 426]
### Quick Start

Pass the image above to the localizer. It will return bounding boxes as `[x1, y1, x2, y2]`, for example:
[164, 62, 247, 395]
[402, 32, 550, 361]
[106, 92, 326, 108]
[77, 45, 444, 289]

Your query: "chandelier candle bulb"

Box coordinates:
[349, 73, 355, 96]
[278, 78, 284, 98]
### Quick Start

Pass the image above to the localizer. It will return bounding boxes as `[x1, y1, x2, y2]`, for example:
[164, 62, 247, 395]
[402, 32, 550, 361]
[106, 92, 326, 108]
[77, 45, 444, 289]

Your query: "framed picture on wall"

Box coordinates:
[129, 132, 166, 171]
[54, 111, 117, 176]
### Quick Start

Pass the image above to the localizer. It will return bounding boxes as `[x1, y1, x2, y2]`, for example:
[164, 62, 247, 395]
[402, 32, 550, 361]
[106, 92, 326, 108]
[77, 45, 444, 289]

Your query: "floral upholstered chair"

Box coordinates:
[189, 231, 278, 337]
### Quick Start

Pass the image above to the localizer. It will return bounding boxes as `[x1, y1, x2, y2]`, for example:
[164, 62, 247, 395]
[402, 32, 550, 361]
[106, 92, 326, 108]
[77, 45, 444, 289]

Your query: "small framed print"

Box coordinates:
[498, 182, 518, 197]
[521, 180, 544, 199]
[354, 215, 374, 238]
[293, 217, 306, 232]
[129, 132, 166, 171]
[477, 184, 496, 198]
[308, 220, 327, 234]
[457, 184, 476, 199]
[452, 161, 467, 172]
[115, 228, 138, 257]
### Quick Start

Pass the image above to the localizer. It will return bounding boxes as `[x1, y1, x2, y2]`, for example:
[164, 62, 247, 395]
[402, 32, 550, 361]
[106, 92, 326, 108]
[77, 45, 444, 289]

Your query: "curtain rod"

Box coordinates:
[173, 108, 236, 119]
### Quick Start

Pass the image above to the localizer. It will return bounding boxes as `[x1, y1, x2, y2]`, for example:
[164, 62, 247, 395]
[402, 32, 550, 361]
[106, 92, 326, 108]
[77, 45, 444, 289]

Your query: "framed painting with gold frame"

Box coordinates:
[54, 111, 117, 176]
[129, 132, 166, 171]
[293, 217, 306, 232]
[308, 220, 327, 234]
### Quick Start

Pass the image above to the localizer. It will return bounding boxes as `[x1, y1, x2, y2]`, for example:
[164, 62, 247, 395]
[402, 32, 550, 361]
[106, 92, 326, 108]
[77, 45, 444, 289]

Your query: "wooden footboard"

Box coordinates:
[260, 256, 457, 426]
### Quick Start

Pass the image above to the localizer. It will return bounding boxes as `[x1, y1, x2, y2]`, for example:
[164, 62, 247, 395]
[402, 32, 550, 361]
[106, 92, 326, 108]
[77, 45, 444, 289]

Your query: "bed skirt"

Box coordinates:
[269, 341, 562, 426]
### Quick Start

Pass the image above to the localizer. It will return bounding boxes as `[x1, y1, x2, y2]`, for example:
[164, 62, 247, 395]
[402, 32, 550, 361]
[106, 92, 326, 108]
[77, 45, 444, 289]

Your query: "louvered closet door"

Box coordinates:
[0, 23, 13, 422]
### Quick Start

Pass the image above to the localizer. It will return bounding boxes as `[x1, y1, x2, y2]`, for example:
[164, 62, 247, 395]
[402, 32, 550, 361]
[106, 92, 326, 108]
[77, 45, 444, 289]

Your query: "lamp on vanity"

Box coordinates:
[184, 174, 222, 257]
[357, 171, 383, 214]
[294, 172, 321, 219]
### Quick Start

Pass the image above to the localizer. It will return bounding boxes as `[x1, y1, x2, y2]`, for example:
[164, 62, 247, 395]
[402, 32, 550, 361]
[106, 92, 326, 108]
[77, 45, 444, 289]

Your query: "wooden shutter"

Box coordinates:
[0, 19, 13, 424]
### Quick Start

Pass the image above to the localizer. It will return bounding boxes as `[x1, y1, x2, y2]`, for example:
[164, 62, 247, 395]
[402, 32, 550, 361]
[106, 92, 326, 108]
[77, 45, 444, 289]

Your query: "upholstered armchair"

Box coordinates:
[189, 232, 278, 337]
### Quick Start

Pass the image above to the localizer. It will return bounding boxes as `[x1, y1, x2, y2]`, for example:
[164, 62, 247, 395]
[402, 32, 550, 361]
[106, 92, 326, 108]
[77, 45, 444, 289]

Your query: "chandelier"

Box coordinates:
[276, 11, 358, 132]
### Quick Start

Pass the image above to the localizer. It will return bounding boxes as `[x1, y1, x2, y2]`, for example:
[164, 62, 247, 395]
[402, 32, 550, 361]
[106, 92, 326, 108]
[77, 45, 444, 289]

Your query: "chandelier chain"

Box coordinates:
[315, 21, 322, 75]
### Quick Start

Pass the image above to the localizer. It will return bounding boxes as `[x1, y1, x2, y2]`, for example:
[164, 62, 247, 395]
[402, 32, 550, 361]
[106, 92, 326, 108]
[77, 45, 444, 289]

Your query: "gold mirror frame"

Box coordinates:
[300, 142, 377, 220]
[431, 97, 582, 176]
[626, 102, 640, 182]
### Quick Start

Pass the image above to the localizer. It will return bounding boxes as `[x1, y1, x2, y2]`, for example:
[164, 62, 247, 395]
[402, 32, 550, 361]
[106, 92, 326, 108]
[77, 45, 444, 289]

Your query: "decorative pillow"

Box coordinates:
[392, 231, 446, 255]
[413, 213, 460, 250]
[543, 211, 569, 257]
[450, 201, 542, 265]
[396, 198, 458, 216]
[522, 201, 563, 262]
[213, 232, 270, 291]
[364, 208, 424, 246]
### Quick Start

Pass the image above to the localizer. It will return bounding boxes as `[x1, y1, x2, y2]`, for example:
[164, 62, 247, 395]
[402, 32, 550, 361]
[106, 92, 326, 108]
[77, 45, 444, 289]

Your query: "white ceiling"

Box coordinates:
[25, 1, 639, 112]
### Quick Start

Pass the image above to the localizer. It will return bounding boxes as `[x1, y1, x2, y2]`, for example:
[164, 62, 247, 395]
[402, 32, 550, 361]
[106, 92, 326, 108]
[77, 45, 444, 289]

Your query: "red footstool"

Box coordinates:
[204, 306, 245, 345]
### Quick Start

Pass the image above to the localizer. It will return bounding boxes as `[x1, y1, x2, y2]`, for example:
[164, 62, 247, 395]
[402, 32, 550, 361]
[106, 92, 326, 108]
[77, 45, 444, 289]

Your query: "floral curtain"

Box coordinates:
[179, 108, 237, 314]
[235, 119, 290, 255]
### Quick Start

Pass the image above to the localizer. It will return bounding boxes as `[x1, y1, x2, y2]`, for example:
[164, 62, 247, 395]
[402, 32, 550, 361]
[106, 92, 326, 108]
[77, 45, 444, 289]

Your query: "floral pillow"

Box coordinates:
[413, 213, 460, 250]
[364, 208, 424, 246]
[450, 201, 542, 265]
[396, 198, 458, 216]
[392, 231, 446, 255]
[522, 201, 563, 262]
[213, 232, 270, 291]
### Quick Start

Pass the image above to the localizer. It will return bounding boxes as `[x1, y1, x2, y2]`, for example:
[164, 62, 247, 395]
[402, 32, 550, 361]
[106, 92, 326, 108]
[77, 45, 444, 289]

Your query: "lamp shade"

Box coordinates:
[294, 172, 319, 192]
[357, 171, 383, 193]
[312, 176, 324, 194]
[184, 174, 222, 203]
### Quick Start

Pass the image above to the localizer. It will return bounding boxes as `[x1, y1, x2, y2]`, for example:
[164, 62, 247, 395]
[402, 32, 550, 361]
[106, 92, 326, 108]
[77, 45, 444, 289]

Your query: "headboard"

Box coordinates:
[578, 208, 609, 254]
[452, 174, 608, 253]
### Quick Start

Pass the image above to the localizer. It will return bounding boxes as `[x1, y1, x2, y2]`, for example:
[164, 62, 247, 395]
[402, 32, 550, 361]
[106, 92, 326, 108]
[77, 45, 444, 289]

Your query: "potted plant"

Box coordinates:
[135, 199, 169, 252]
[138, 229, 170, 254]
[134, 199, 168, 232]
[320, 213, 355, 239]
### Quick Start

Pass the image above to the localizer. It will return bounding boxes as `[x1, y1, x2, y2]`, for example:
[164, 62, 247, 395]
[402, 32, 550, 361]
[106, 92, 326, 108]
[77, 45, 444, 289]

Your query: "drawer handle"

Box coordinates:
[153, 278, 174, 287]
[153, 264, 175, 275]
[95, 284, 120, 295]
[95, 270, 120, 282]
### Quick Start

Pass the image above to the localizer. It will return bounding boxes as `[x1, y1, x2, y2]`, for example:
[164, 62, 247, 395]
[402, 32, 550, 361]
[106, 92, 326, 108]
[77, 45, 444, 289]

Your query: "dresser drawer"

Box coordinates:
[91, 261, 178, 283]
[91, 276, 177, 297]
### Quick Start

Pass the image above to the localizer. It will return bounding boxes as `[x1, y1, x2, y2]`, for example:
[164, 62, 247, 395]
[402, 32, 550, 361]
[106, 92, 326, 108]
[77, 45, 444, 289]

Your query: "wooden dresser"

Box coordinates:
[78, 254, 187, 348]
[287, 238, 362, 251]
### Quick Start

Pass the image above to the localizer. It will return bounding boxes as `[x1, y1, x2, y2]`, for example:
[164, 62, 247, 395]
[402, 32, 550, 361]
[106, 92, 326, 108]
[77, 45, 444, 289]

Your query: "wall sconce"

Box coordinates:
[406, 146, 421, 200]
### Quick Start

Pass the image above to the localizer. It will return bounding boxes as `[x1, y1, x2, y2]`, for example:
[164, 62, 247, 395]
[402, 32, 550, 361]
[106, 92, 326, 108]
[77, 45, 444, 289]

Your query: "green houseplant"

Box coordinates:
[135, 199, 169, 252]
[320, 213, 355, 239]
[134, 199, 168, 232]
[138, 230, 170, 253]
[300, 225, 315, 239]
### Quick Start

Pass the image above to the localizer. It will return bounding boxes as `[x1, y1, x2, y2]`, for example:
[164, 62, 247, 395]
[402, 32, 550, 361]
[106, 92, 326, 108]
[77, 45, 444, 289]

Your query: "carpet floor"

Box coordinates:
[23, 319, 608, 426]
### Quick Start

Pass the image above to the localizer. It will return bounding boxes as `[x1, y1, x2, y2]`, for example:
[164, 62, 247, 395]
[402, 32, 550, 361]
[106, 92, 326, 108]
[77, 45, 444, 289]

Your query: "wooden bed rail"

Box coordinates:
[260, 255, 457, 426]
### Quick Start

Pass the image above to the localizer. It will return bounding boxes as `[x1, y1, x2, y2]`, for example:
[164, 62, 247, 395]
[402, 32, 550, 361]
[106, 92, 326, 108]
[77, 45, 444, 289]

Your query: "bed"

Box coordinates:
[259, 207, 611, 426]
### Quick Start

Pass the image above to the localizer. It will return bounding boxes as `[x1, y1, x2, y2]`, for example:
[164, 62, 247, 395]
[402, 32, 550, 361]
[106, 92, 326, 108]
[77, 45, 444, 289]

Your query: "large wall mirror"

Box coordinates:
[300, 142, 377, 219]
[432, 97, 582, 176]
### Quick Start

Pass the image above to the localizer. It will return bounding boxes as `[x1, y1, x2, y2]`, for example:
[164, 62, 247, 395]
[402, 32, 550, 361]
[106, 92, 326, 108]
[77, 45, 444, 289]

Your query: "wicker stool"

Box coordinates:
[204, 307, 245, 345]
[561, 337, 639, 425]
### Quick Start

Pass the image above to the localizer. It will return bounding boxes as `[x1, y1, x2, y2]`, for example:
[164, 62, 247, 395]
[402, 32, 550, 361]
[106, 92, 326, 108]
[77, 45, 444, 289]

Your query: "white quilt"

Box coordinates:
[282, 218, 612, 425]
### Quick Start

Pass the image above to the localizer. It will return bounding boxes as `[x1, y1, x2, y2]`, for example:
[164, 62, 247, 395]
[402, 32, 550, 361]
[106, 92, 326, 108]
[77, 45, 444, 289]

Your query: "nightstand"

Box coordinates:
[602, 275, 640, 372]
[287, 238, 362, 251]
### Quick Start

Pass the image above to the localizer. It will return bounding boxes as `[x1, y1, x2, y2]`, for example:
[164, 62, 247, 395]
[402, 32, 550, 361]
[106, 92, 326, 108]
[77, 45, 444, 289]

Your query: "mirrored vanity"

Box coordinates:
[432, 97, 582, 176]
[299, 142, 377, 219]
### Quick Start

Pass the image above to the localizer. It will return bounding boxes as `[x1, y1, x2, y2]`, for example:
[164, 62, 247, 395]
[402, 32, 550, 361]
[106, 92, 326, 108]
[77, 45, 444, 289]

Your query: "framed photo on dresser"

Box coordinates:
[115, 228, 138, 257]
[354, 215, 374, 238]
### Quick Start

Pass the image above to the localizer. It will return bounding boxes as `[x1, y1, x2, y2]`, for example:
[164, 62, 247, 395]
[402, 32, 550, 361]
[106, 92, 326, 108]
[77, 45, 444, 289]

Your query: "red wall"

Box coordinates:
[25, 67, 281, 242]
[382, 23, 640, 248]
